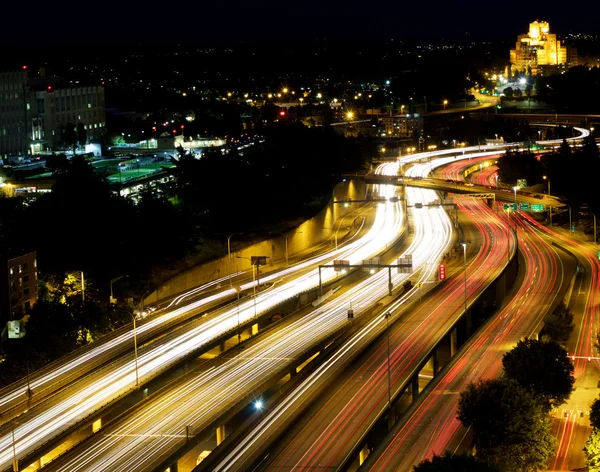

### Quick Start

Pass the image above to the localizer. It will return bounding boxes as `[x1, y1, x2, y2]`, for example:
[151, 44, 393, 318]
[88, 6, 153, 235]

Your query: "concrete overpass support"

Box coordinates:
[411, 376, 419, 401]
[216, 424, 226, 446]
[359, 444, 370, 465]
[432, 349, 440, 375]
[450, 327, 458, 357]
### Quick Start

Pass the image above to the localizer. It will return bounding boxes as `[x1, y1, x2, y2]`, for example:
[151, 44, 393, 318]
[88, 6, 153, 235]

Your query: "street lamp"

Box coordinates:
[384, 312, 392, 414]
[543, 175, 550, 196]
[512, 186, 518, 203]
[443, 99, 448, 110]
[217, 232, 243, 285]
[461, 242, 470, 314]
[130, 313, 140, 387]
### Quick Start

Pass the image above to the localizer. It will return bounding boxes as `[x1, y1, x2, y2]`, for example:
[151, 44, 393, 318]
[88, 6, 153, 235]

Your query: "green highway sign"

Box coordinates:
[503, 203, 518, 211]
[519, 203, 529, 211]
[531, 204, 545, 212]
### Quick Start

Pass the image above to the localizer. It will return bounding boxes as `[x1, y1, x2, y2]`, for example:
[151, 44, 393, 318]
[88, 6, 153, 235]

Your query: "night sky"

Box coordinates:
[3, 0, 599, 48]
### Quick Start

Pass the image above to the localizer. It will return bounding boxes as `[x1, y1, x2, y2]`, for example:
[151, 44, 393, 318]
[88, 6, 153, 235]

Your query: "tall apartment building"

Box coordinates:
[380, 114, 423, 138]
[0, 70, 31, 159]
[509, 21, 578, 76]
[0, 71, 105, 158]
[0, 250, 38, 330]
[29, 77, 106, 153]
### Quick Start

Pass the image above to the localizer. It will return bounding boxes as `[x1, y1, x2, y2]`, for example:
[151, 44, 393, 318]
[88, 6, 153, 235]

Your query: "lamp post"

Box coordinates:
[11, 424, 18, 472]
[590, 212, 597, 245]
[130, 313, 139, 387]
[110, 275, 128, 305]
[543, 175, 550, 196]
[384, 312, 392, 414]
[270, 231, 303, 266]
[566, 204, 572, 233]
[512, 186, 518, 203]
[217, 232, 243, 285]
[461, 242, 470, 313]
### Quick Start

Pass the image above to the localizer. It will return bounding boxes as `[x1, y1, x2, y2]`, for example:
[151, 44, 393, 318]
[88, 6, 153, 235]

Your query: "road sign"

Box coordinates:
[531, 204, 545, 212]
[251, 256, 268, 266]
[397, 255, 413, 274]
[333, 260, 350, 272]
[572, 225, 576, 232]
[503, 203, 518, 211]
[597, 251, 600, 260]
[519, 203, 529, 211]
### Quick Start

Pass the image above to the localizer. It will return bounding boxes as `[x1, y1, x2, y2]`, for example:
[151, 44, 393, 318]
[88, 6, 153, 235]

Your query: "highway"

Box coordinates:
[364, 165, 576, 471]
[36, 161, 445, 472]
[0, 174, 395, 470]
[516, 214, 600, 471]
[201, 150, 514, 471]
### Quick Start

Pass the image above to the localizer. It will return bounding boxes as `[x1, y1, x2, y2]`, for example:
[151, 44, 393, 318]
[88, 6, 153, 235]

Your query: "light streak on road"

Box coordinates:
[366, 209, 568, 471]
[36, 161, 431, 472]
[0, 163, 411, 471]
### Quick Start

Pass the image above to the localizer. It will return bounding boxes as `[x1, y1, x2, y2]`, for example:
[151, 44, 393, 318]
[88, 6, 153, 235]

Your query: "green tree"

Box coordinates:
[457, 378, 556, 471]
[504, 87, 514, 99]
[591, 398, 600, 429]
[502, 338, 574, 411]
[541, 302, 574, 345]
[585, 428, 600, 471]
[413, 452, 498, 471]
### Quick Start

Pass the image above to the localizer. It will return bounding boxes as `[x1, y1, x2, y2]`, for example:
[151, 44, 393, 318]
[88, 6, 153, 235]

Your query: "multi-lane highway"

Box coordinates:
[37, 162, 446, 472]
[0, 179, 391, 470]
[364, 163, 576, 472]
[201, 152, 515, 472]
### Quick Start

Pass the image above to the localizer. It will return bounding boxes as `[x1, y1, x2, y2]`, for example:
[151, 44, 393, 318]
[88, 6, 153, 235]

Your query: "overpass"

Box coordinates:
[341, 173, 560, 207]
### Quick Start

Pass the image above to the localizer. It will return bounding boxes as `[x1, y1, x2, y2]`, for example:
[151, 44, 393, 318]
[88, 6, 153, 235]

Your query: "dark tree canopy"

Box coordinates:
[413, 452, 498, 471]
[457, 378, 556, 471]
[502, 338, 574, 411]
[591, 397, 600, 430]
[541, 302, 574, 345]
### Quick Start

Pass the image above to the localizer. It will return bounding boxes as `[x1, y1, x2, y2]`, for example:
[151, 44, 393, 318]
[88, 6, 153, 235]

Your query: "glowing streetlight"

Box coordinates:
[443, 99, 448, 110]
[542, 175, 550, 196]
[512, 186, 518, 203]
[346, 111, 354, 120]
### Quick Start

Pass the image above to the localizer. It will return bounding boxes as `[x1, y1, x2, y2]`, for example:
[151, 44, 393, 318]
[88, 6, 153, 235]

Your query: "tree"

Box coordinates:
[76, 122, 87, 151]
[502, 338, 574, 412]
[504, 87, 514, 99]
[45, 153, 69, 175]
[591, 397, 600, 430]
[541, 302, 574, 345]
[62, 122, 77, 154]
[457, 378, 556, 471]
[559, 138, 571, 157]
[413, 452, 498, 471]
[585, 428, 600, 471]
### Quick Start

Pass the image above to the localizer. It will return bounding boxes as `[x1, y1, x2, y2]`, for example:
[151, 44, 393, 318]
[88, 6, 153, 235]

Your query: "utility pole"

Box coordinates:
[81, 271, 85, 303]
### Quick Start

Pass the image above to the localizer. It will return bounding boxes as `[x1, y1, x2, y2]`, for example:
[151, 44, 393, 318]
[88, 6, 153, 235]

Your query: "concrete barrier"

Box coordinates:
[147, 180, 368, 305]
